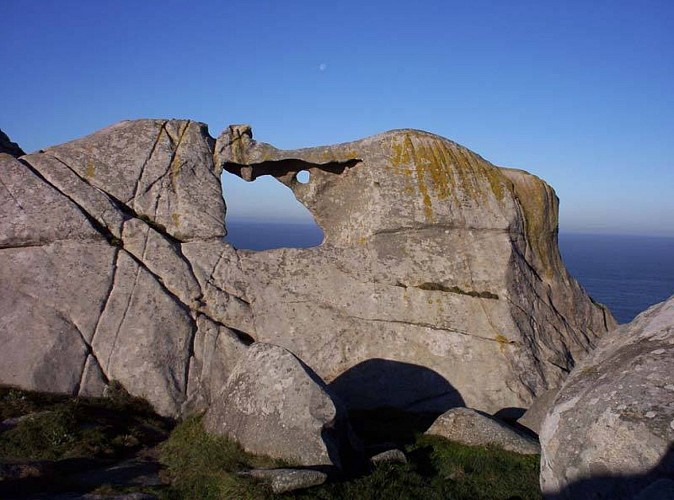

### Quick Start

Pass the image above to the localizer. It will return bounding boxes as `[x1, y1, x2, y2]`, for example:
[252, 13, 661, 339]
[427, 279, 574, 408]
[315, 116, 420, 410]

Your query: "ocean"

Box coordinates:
[558, 233, 674, 324]
[224, 220, 674, 325]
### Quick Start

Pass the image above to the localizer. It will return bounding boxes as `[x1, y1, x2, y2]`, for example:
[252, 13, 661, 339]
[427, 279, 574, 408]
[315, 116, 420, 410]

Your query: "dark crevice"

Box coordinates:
[228, 327, 255, 346]
[17, 288, 110, 395]
[128, 120, 169, 205]
[86, 246, 120, 382]
[223, 158, 361, 182]
[415, 282, 499, 300]
[373, 224, 514, 237]
[183, 316, 200, 398]
[0, 236, 105, 250]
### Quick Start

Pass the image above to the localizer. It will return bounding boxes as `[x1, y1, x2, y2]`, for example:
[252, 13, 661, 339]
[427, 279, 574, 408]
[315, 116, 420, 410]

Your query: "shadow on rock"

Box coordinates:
[328, 359, 465, 446]
[548, 444, 674, 500]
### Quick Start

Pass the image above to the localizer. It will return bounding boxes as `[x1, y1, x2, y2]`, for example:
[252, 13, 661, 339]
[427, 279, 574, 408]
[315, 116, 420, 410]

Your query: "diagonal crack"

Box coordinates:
[89, 247, 120, 357]
[17, 289, 110, 394]
[0, 176, 24, 210]
[127, 120, 169, 207]
[18, 158, 120, 246]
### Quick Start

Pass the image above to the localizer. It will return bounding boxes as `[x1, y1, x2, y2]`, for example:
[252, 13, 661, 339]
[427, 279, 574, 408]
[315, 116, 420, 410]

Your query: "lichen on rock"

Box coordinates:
[0, 119, 614, 423]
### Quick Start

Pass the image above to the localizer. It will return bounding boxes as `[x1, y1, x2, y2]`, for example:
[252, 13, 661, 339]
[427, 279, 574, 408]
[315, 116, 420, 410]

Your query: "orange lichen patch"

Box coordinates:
[502, 169, 559, 280]
[389, 132, 512, 221]
[495, 334, 511, 344]
[85, 160, 96, 180]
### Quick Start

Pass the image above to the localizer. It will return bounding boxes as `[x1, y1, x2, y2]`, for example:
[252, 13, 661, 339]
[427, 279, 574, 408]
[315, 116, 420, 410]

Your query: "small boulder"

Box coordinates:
[425, 407, 540, 455]
[244, 468, 327, 494]
[370, 449, 407, 465]
[204, 342, 354, 467]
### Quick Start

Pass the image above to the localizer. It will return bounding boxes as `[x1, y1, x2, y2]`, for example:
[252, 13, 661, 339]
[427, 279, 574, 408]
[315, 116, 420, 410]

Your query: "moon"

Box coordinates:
[319, 63, 327, 72]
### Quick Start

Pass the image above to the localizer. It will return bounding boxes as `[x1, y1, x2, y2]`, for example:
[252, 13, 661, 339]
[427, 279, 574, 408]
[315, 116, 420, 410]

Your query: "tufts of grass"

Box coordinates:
[409, 435, 541, 499]
[288, 436, 540, 500]
[0, 384, 171, 462]
[158, 412, 541, 500]
[159, 414, 283, 500]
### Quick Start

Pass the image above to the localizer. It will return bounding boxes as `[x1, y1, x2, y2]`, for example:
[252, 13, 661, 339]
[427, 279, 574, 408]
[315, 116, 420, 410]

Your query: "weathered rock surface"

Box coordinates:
[204, 342, 351, 467]
[0, 119, 614, 420]
[215, 125, 614, 414]
[0, 129, 25, 157]
[518, 387, 559, 435]
[425, 407, 540, 454]
[0, 120, 247, 417]
[370, 449, 407, 464]
[540, 295, 674, 499]
[243, 468, 328, 494]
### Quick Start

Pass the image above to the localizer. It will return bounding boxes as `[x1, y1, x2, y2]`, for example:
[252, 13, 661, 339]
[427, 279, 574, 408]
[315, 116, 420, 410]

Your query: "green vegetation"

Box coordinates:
[0, 383, 170, 462]
[0, 387, 541, 499]
[159, 414, 281, 499]
[159, 414, 541, 500]
[291, 436, 540, 500]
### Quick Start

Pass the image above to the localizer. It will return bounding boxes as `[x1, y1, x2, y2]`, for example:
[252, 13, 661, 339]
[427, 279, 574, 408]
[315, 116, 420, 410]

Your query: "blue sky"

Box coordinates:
[2, 0, 673, 235]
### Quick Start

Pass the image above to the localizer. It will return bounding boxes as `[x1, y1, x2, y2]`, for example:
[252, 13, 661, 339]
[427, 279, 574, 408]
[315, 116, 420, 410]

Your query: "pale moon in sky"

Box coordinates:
[319, 63, 327, 72]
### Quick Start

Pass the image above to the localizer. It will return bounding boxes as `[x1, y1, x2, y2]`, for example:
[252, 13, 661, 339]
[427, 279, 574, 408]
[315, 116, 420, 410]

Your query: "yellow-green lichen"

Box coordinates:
[506, 172, 557, 279]
[85, 160, 96, 180]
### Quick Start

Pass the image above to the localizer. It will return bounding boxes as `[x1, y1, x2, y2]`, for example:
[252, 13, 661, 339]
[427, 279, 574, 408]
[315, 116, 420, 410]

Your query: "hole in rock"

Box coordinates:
[221, 170, 324, 250]
[296, 170, 310, 184]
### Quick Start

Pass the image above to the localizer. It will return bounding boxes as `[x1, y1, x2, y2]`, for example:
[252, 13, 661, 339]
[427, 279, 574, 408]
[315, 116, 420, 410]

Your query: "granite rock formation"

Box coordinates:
[215, 125, 615, 414]
[205, 342, 352, 467]
[0, 119, 614, 420]
[540, 295, 674, 499]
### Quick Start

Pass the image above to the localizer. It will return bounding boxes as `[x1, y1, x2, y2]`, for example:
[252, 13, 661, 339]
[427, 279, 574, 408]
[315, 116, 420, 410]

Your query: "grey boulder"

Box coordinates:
[425, 407, 540, 455]
[244, 468, 327, 494]
[540, 295, 674, 499]
[204, 342, 354, 467]
[0, 120, 246, 418]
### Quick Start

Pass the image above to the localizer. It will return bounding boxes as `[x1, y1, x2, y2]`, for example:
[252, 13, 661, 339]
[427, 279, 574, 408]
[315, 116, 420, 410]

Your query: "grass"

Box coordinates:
[0, 383, 171, 462]
[1, 387, 542, 499]
[159, 414, 282, 499]
[159, 414, 541, 500]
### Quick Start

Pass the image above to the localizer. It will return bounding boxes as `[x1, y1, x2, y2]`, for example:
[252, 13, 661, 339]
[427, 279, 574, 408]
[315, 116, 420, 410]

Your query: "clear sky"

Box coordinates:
[2, 0, 673, 235]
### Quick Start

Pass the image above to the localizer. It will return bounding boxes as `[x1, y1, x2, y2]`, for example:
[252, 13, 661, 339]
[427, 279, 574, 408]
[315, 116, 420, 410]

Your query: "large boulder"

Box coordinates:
[204, 342, 353, 467]
[0, 119, 614, 420]
[0, 120, 248, 417]
[540, 295, 674, 499]
[426, 407, 540, 454]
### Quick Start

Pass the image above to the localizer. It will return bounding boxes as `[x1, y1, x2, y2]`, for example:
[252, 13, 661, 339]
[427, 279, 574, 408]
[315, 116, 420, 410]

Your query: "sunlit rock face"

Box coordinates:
[215, 125, 614, 414]
[0, 121, 614, 418]
[539, 295, 674, 499]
